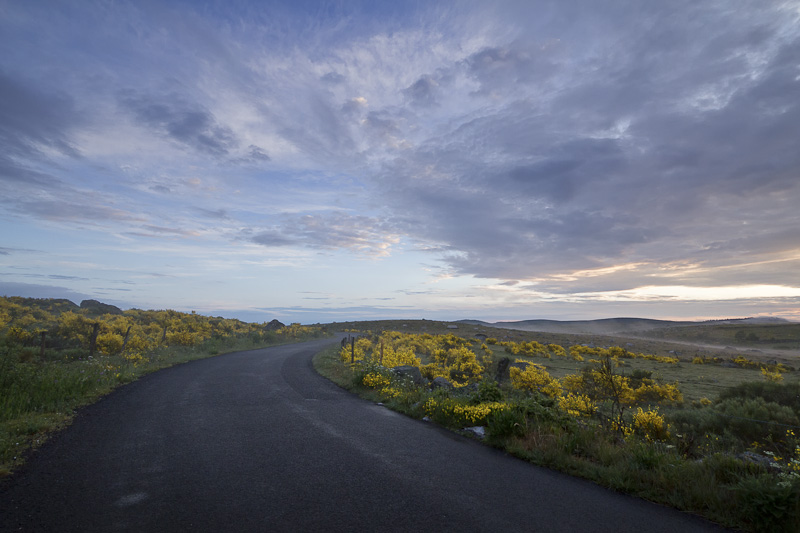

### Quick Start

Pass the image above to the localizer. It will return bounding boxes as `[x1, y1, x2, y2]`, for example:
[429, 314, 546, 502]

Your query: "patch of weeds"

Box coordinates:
[486, 405, 526, 441]
[733, 474, 800, 532]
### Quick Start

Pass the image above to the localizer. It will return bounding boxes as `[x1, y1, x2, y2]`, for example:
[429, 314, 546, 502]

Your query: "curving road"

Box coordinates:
[1, 338, 727, 532]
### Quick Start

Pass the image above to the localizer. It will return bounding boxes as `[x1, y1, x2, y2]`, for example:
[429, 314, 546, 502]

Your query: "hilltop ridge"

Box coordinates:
[457, 316, 791, 335]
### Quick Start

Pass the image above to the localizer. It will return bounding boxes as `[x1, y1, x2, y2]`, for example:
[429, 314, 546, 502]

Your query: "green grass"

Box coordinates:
[647, 323, 800, 350]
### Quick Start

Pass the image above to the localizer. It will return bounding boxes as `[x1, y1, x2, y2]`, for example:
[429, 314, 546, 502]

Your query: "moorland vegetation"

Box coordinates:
[316, 324, 800, 532]
[0, 296, 327, 476]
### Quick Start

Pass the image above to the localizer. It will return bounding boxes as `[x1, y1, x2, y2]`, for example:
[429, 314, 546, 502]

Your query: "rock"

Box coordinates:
[463, 426, 486, 439]
[391, 365, 424, 385]
[264, 319, 285, 331]
[495, 357, 510, 382]
[497, 358, 531, 383]
[431, 377, 454, 390]
[736, 451, 781, 472]
[448, 383, 479, 399]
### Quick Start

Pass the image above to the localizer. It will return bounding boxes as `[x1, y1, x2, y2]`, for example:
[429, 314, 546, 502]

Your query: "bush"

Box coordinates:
[471, 379, 503, 404]
[669, 396, 800, 456]
[718, 381, 800, 411]
[510, 364, 561, 397]
[631, 407, 669, 442]
[423, 395, 509, 428]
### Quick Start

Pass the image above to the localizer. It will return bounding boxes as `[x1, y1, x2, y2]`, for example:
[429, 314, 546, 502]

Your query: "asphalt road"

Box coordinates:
[1, 337, 727, 532]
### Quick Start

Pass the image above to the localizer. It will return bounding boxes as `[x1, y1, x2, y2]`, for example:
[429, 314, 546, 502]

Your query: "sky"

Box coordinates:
[1, 0, 800, 325]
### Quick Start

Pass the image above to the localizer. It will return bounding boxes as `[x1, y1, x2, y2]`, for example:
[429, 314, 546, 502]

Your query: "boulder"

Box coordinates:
[495, 357, 510, 382]
[431, 377, 454, 390]
[264, 319, 285, 331]
[391, 365, 424, 385]
[496, 357, 531, 382]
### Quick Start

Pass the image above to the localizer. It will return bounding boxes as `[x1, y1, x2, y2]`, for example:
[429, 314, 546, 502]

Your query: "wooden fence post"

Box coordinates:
[40, 331, 46, 358]
[89, 322, 100, 357]
[121, 325, 132, 353]
[351, 336, 355, 363]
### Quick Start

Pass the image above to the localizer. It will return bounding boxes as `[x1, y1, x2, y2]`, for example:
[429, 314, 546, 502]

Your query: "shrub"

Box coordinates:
[631, 407, 669, 442]
[558, 393, 597, 418]
[471, 379, 503, 404]
[719, 381, 800, 410]
[424, 396, 509, 428]
[510, 364, 561, 397]
[762, 368, 784, 382]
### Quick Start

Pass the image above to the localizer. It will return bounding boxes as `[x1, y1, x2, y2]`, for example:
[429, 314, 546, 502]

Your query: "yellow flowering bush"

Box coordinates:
[362, 372, 392, 388]
[424, 397, 509, 427]
[583, 367, 636, 405]
[558, 393, 597, 417]
[380, 344, 421, 368]
[631, 407, 669, 441]
[548, 344, 568, 357]
[504, 340, 550, 358]
[631, 381, 684, 404]
[762, 367, 784, 382]
[510, 363, 562, 398]
[341, 332, 484, 385]
[560, 373, 585, 393]
[95, 332, 124, 355]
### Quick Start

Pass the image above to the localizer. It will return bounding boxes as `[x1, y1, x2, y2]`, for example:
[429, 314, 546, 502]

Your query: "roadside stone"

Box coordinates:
[463, 426, 486, 439]
[391, 365, 424, 385]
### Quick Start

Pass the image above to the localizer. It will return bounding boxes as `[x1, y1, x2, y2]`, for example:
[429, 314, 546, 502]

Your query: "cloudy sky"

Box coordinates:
[2, 0, 799, 324]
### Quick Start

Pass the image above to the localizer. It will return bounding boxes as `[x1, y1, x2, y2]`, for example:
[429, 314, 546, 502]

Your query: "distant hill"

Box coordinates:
[79, 299, 123, 316]
[456, 317, 791, 335]
[4, 296, 80, 315]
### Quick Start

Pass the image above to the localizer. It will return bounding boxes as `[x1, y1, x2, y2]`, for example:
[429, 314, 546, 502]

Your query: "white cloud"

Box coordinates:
[2, 0, 799, 321]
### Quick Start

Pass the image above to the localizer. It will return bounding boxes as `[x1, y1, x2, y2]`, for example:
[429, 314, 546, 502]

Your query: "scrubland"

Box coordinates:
[316, 321, 800, 532]
[0, 296, 327, 477]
